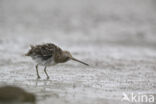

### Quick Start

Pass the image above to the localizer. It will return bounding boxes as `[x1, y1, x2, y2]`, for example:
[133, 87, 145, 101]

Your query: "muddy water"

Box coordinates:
[0, 0, 156, 104]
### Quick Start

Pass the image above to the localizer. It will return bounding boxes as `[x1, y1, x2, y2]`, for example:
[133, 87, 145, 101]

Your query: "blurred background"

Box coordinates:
[0, 0, 156, 46]
[0, 0, 156, 104]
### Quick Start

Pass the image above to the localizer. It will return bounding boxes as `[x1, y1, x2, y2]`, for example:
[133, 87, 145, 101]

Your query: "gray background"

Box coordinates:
[0, 0, 156, 104]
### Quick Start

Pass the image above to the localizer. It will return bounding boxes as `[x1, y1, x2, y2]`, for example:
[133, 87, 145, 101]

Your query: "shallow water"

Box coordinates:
[0, 0, 156, 104]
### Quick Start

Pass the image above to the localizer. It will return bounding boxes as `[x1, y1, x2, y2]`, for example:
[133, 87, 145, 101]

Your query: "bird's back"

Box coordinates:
[25, 43, 63, 65]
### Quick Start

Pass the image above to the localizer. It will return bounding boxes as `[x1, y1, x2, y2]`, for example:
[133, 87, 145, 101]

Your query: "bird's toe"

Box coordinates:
[47, 76, 50, 80]
[37, 76, 41, 79]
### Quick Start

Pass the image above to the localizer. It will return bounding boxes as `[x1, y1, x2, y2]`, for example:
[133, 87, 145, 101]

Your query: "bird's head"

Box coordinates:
[63, 51, 72, 59]
[63, 51, 89, 66]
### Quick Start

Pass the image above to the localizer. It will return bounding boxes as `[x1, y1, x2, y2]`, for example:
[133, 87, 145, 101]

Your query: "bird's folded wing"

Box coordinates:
[40, 48, 54, 60]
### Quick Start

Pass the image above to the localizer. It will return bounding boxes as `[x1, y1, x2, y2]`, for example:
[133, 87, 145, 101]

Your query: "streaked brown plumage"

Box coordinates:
[25, 43, 89, 79]
[0, 86, 36, 104]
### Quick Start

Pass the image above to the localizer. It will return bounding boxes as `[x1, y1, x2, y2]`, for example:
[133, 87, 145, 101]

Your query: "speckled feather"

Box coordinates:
[25, 43, 69, 65]
[26, 43, 59, 59]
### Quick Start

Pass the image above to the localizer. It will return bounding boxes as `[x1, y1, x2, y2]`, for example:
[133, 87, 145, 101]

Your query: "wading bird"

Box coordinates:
[25, 43, 89, 79]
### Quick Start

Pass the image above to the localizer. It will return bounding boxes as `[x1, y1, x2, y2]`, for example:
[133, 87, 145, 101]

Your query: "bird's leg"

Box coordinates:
[44, 66, 49, 79]
[36, 64, 40, 79]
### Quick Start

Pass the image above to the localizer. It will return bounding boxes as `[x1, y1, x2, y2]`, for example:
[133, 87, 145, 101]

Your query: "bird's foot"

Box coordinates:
[46, 76, 50, 80]
[37, 76, 41, 79]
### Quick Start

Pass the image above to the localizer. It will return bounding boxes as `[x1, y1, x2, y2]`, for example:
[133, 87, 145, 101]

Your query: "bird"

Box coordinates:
[25, 43, 89, 79]
[0, 85, 36, 104]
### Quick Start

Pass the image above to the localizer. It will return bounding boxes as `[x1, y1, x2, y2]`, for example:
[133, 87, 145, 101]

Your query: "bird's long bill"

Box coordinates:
[71, 57, 89, 66]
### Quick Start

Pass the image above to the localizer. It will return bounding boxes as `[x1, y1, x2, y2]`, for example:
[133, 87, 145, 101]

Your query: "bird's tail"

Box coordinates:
[25, 45, 34, 56]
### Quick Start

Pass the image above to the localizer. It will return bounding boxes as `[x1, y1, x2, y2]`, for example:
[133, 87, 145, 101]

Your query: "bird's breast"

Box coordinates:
[31, 55, 56, 66]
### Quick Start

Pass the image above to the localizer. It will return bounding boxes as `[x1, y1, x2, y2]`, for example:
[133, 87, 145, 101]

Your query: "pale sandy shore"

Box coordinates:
[0, 0, 156, 104]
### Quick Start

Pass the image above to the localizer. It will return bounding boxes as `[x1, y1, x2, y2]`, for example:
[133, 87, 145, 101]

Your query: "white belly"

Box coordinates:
[32, 56, 56, 66]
